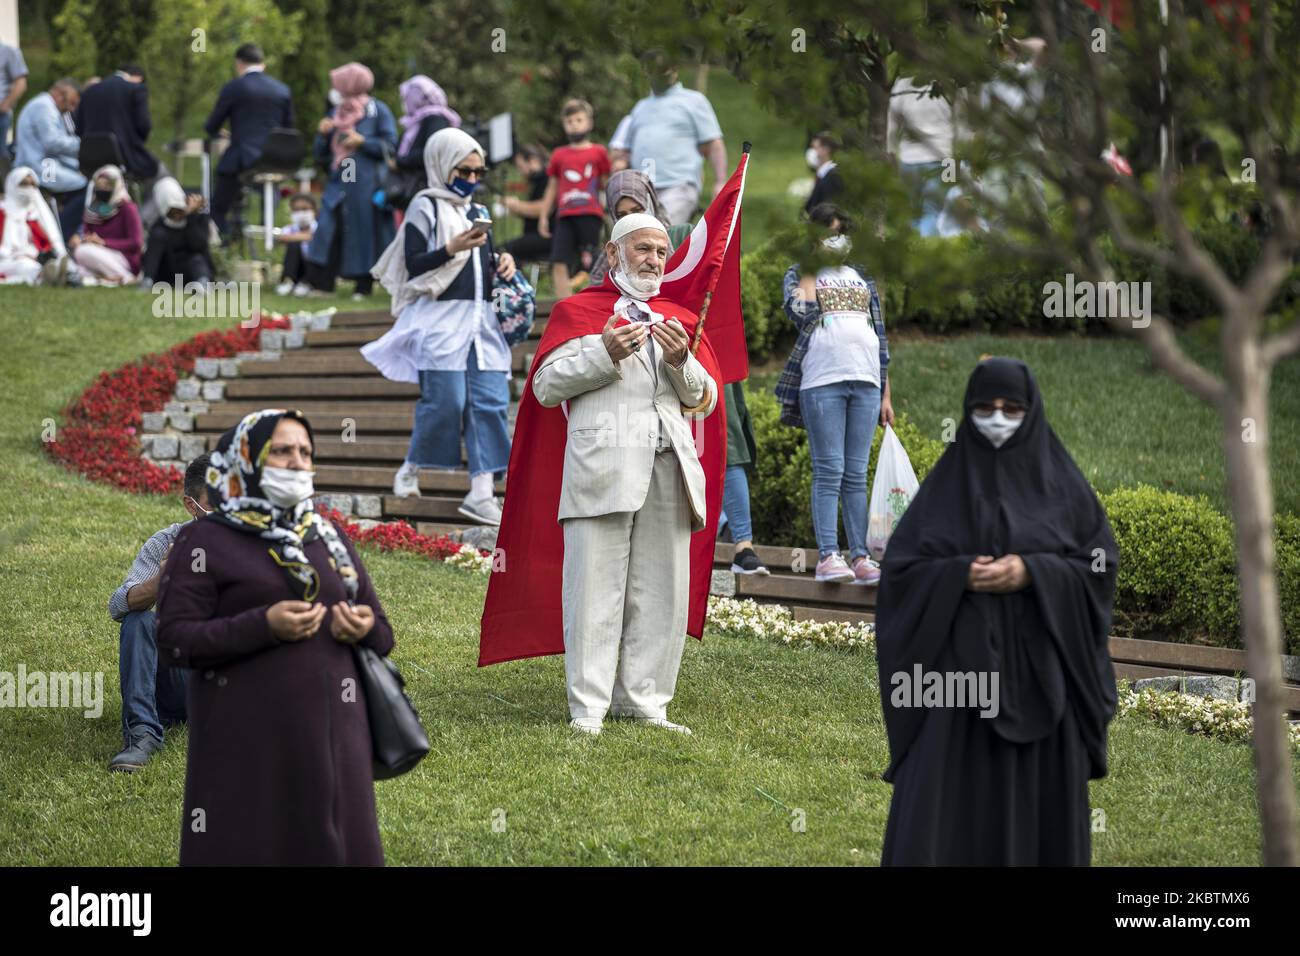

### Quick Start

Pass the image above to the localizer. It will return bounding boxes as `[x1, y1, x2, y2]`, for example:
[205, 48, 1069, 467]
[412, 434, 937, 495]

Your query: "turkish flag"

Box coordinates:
[658, 149, 751, 384]
[477, 284, 728, 666]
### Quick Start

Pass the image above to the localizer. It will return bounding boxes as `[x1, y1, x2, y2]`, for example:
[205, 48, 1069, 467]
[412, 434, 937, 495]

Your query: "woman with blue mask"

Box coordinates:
[776, 203, 896, 585]
[367, 127, 518, 526]
[875, 357, 1120, 865]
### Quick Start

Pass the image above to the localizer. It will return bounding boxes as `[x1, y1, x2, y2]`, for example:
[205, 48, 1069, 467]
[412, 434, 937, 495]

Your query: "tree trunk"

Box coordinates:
[1221, 326, 1299, 865]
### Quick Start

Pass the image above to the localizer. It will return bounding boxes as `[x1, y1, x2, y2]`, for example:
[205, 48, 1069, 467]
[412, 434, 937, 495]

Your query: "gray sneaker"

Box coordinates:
[458, 493, 503, 526]
[109, 732, 163, 773]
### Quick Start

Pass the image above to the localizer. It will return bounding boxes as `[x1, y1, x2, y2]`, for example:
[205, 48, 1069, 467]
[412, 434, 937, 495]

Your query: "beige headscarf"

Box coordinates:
[371, 127, 487, 316]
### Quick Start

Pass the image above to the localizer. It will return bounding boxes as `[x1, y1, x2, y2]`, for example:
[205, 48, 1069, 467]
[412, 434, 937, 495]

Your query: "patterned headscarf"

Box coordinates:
[205, 409, 358, 602]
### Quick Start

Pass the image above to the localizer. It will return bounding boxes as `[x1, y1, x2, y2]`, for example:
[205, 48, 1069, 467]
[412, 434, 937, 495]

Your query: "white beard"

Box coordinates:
[612, 265, 662, 301]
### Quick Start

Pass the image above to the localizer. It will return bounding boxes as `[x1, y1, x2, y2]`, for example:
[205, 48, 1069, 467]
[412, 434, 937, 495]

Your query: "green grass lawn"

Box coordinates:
[748, 326, 1300, 517]
[1, 287, 1297, 865]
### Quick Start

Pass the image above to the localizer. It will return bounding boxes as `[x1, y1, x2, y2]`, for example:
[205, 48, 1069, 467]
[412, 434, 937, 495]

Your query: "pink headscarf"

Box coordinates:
[328, 62, 375, 171]
[398, 75, 461, 155]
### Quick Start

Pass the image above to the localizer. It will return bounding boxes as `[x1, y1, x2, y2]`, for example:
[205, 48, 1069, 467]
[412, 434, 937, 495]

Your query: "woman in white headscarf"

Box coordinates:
[365, 127, 517, 526]
[140, 177, 215, 286]
[0, 166, 70, 285]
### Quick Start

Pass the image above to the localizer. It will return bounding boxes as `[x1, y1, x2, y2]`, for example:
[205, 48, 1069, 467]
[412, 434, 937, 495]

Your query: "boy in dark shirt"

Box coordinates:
[538, 99, 610, 298]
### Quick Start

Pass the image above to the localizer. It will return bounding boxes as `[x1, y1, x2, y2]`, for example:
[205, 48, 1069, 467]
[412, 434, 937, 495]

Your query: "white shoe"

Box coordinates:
[292, 282, 311, 297]
[275, 279, 294, 295]
[392, 463, 421, 498]
[458, 492, 502, 526]
[569, 717, 603, 736]
[637, 717, 693, 735]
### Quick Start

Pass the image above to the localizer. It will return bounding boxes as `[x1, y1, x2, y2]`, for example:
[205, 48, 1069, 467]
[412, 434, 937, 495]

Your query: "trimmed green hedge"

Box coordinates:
[741, 383, 1300, 653]
[738, 222, 1300, 361]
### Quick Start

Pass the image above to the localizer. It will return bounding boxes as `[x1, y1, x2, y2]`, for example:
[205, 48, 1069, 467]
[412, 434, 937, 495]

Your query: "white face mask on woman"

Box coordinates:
[260, 466, 316, 507]
[805, 146, 820, 169]
[971, 409, 1023, 448]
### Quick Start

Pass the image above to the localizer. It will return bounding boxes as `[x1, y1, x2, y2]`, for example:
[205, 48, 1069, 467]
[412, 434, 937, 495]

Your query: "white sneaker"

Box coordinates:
[292, 282, 311, 297]
[569, 717, 603, 736]
[392, 463, 421, 498]
[458, 492, 502, 526]
[637, 717, 693, 735]
[275, 279, 294, 295]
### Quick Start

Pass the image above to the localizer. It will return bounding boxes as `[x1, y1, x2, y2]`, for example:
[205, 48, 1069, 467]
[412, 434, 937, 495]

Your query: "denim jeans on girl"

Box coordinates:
[407, 343, 511, 477]
[798, 380, 881, 559]
[720, 464, 754, 543]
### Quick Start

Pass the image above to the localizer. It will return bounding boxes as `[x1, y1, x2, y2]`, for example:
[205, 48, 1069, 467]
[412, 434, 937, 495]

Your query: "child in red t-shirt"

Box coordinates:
[539, 98, 610, 298]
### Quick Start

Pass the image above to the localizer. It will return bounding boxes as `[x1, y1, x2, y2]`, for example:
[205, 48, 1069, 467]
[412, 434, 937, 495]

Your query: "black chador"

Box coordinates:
[875, 357, 1118, 866]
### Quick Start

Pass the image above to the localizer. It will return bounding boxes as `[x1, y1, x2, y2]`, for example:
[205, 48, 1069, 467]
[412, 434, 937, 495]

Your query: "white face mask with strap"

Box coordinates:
[260, 466, 316, 507]
[971, 409, 1023, 448]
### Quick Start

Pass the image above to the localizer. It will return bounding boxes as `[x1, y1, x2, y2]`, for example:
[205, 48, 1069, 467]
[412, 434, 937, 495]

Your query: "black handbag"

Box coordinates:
[353, 644, 430, 780]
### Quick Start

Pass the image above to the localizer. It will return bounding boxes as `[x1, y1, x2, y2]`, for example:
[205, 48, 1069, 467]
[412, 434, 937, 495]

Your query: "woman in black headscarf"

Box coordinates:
[156, 409, 394, 865]
[875, 357, 1118, 866]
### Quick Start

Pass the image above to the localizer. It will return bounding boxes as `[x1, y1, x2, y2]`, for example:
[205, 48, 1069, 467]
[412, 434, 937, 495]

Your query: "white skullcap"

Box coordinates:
[609, 213, 668, 245]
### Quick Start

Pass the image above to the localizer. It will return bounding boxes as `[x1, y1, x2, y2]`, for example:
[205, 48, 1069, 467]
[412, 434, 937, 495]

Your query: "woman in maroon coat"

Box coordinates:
[157, 409, 395, 865]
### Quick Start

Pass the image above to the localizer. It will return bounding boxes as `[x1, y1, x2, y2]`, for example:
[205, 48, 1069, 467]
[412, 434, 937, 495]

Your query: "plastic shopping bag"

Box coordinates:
[867, 425, 920, 561]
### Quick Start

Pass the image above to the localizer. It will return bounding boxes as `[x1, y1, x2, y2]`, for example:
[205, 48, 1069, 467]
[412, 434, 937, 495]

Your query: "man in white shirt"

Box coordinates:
[888, 77, 955, 237]
[621, 50, 727, 225]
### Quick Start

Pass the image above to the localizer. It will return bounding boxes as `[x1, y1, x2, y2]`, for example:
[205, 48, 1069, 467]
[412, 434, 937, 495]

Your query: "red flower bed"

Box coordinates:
[46, 312, 292, 494]
[315, 506, 466, 561]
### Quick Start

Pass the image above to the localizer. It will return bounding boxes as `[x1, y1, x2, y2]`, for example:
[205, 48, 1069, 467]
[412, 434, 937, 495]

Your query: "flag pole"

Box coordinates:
[689, 141, 750, 358]
[681, 142, 749, 415]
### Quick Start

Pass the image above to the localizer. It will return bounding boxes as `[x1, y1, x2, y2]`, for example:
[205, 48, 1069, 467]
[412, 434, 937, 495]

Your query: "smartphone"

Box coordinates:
[468, 214, 493, 238]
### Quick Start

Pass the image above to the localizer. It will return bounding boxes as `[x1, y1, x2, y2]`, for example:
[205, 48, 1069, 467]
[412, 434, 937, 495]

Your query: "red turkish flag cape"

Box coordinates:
[477, 283, 727, 666]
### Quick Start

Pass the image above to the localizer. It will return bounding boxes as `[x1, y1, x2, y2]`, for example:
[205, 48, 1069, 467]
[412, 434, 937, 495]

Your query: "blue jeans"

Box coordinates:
[799, 380, 881, 559]
[407, 343, 511, 477]
[720, 464, 754, 543]
[0, 113, 11, 160]
[119, 610, 189, 746]
[900, 160, 948, 237]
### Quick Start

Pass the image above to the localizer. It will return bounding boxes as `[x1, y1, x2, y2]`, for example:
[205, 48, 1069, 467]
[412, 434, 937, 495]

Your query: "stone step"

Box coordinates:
[731, 571, 877, 610]
[306, 316, 549, 349]
[315, 464, 505, 495]
[224, 377, 419, 400]
[238, 341, 535, 377]
[326, 302, 555, 329]
[384, 494, 497, 524]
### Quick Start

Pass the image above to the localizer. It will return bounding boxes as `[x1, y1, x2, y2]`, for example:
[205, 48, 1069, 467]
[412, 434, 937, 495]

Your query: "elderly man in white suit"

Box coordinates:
[532, 213, 718, 736]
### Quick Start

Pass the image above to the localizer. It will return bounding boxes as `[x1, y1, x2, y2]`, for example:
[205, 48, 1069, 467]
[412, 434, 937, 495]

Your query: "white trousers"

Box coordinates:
[75, 243, 134, 282]
[561, 449, 693, 720]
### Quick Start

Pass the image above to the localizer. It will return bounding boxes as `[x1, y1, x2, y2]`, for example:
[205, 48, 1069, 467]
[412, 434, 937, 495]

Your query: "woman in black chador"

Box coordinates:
[876, 357, 1118, 866]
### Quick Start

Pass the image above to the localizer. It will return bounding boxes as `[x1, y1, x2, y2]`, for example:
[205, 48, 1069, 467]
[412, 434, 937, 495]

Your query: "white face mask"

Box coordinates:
[260, 466, 316, 507]
[822, 233, 851, 254]
[290, 210, 315, 229]
[971, 409, 1023, 448]
[13, 184, 41, 208]
[806, 147, 820, 169]
[328, 87, 344, 106]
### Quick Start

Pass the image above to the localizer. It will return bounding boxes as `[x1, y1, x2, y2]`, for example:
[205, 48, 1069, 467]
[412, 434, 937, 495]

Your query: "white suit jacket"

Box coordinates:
[533, 331, 718, 529]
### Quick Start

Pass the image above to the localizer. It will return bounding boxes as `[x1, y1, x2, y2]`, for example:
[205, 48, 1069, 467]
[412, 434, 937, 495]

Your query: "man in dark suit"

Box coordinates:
[74, 64, 159, 182]
[74, 64, 167, 226]
[804, 131, 844, 215]
[203, 43, 294, 237]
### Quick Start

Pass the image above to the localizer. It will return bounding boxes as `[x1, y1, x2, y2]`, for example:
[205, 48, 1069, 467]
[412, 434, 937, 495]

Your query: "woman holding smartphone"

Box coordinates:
[367, 127, 517, 525]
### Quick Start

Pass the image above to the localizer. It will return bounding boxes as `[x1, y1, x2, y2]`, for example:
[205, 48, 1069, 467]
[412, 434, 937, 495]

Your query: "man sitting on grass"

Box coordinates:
[106, 453, 211, 772]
